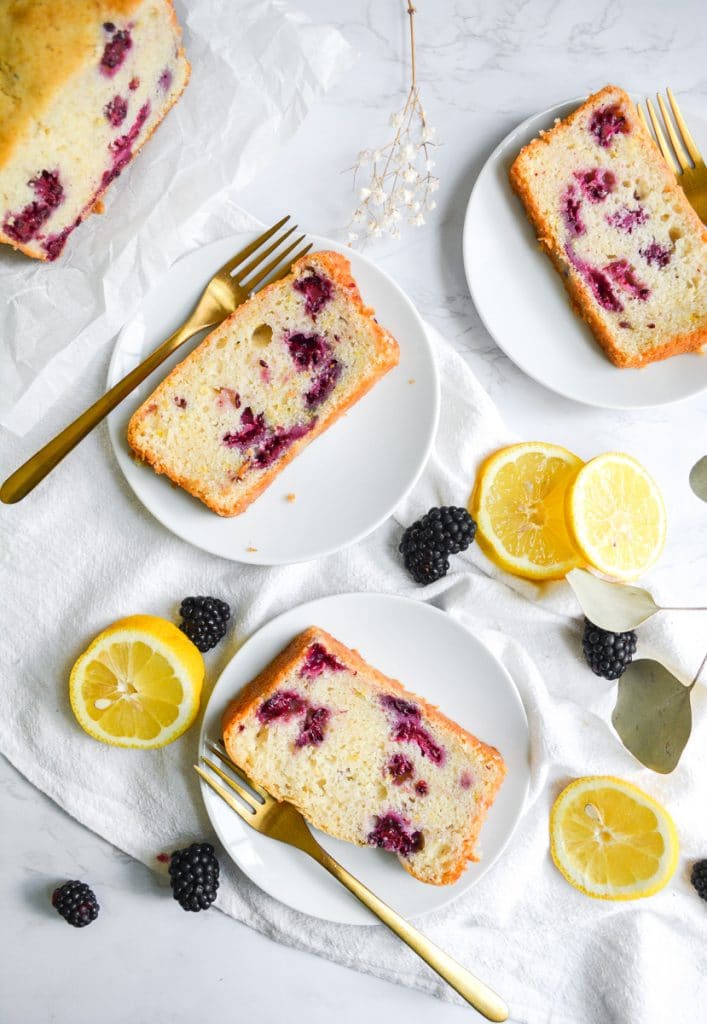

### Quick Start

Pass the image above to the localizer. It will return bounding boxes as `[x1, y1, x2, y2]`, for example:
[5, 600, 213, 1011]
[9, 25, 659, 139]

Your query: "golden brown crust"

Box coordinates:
[222, 626, 507, 886]
[509, 85, 707, 368]
[0, 0, 190, 260]
[127, 251, 400, 516]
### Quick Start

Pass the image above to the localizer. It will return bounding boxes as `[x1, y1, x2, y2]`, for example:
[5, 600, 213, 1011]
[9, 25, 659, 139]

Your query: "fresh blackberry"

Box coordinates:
[582, 618, 637, 680]
[169, 842, 220, 912]
[434, 506, 477, 554]
[179, 596, 230, 652]
[399, 507, 477, 585]
[399, 523, 449, 584]
[51, 881, 99, 927]
[691, 860, 707, 902]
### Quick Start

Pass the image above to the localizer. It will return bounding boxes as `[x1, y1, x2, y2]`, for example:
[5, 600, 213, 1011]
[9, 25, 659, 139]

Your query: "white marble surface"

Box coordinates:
[2, 0, 706, 1021]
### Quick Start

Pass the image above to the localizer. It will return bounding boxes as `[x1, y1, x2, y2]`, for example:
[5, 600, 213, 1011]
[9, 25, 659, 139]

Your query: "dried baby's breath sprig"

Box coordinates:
[345, 2, 439, 245]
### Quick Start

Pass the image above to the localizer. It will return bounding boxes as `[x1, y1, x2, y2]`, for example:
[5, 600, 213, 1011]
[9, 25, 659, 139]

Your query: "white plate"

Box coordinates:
[199, 593, 530, 926]
[107, 234, 439, 564]
[463, 96, 707, 409]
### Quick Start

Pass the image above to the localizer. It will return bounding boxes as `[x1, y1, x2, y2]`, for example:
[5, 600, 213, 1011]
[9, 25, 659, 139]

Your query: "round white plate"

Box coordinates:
[199, 593, 530, 926]
[107, 234, 439, 564]
[463, 96, 707, 409]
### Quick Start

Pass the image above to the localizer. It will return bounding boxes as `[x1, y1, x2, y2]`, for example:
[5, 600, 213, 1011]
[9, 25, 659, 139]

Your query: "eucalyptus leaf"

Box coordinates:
[689, 456, 707, 504]
[566, 568, 660, 632]
[612, 659, 692, 774]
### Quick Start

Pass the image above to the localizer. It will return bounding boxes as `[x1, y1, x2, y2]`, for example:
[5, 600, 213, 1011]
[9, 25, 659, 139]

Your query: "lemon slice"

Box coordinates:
[550, 776, 679, 900]
[470, 442, 584, 580]
[70, 615, 204, 749]
[566, 452, 666, 580]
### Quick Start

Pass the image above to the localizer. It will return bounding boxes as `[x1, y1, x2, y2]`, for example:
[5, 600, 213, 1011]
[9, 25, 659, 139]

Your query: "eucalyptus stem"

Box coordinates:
[691, 650, 707, 688]
[663, 606, 707, 613]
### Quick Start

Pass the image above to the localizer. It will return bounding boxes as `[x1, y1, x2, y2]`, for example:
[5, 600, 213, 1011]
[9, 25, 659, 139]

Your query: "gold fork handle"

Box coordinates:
[312, 847, 509, 1021]
[0, 317, 213, 505]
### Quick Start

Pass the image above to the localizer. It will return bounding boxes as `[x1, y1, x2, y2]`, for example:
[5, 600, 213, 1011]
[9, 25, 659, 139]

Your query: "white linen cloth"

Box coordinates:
[1, 319, 705, 1024]
[0, 0, 354, 436]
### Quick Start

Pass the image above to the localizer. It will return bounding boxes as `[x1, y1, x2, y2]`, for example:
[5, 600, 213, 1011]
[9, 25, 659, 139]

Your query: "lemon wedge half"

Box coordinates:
[69, 615, 204, 749]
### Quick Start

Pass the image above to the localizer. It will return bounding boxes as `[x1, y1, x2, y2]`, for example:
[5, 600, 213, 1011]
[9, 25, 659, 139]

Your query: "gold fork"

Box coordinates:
[0, 217, 311, 504]
[196, 741, 509, 1022]
[637, 88, 707, 222]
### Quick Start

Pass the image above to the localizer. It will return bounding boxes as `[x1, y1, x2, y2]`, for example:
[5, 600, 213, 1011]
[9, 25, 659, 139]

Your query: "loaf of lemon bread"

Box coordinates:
[128, 251, 400, 516]
[0, 0, 189, 260]
[510, 85, 707, 367]
[222, 627, 507, 885]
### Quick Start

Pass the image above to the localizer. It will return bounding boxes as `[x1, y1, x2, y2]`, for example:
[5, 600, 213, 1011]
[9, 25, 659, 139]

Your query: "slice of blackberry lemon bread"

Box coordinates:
[222, 627, 506, 885]
[0, 0, 189, 261]
[510, 85, 707, 367]
[128, 251, 400, 516]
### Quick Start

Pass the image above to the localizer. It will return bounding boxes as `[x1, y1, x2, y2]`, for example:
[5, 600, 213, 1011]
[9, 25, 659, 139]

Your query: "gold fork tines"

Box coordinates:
[196, 744, 509, 1022]
[637, 89, 707, 222]
[0, 219, 313, 504]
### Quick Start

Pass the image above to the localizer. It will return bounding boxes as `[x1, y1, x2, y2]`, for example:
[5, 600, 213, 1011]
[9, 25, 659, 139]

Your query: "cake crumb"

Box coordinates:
[408, 378, 415, 384]
[246, 546, 258, 552]
[286, 493, 296, 503]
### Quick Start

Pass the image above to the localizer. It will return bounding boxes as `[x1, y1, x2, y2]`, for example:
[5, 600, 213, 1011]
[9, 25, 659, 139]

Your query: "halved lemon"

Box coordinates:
[470, 442, 584, 580]
[69, 616, 204, 749]
[566, 452, 666, 580]
[550, 776, 679, 900]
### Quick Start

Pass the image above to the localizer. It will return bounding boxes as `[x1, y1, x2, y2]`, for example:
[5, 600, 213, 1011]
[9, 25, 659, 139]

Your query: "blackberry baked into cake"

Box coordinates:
[510, 85, 707, 367]
[0, 0, 189, 261]
[222, 627, 507, 885]
[128, 251, 400, 516]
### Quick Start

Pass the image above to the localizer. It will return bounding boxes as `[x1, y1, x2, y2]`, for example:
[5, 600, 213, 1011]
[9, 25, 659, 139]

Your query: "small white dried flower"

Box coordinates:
[343, 5, 440, 246]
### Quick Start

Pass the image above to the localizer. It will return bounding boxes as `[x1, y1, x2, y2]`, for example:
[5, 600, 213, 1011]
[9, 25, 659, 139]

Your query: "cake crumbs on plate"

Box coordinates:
[408, 378, 416, 384]
[246, 546, 258, 552]
[286, 493, 296, 502]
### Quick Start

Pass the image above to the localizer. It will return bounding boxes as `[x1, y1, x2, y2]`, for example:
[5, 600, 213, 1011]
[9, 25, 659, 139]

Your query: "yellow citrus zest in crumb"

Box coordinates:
[69, 616, 204, 749]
